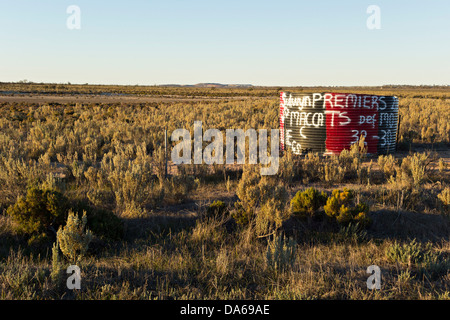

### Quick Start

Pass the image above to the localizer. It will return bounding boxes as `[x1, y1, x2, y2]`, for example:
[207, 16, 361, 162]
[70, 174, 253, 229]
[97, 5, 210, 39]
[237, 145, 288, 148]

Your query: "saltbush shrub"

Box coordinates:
[57, 210, 93, 263]
[277, 149, 301, 185]
[385, 239, 438, 267]
[265, 233, 297, 273]
[233, 165, 289, 236]
[301, 153, 323, 183]
[323, 156, 345, 184]
[377, 154, 396, 180]
[234, 165, 261, 217]
[437, 187, 450, 215]
[67, 200, 124, 241]
[256, 185, 289, 237]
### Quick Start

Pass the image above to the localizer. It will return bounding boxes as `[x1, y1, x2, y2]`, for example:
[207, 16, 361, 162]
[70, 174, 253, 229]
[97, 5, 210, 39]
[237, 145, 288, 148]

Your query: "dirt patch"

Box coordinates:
[0, 93, 258, 104]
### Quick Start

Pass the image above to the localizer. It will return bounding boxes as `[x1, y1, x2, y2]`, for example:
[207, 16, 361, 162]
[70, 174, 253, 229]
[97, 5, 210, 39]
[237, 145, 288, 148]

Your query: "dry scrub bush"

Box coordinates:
[377, 154, 396, 180]
[51, 240, 62, 285]
[384, 152, 437, 210]
[277, 149, 301, 185]
[323, 156, 346, 184]
[121, 201, 147, 219]
[403, 152, 434, 188]
[164, 174, 197, 204]
[257, 192, 289, 237]
[234, 165, 261, 224]
[99, 143, 196, 211]
[399, 98, 450, 143]
[438, 187, 450, 216]
[0, 249, 48, 299]
[301, 151, 353, 184]
[233, 165, 289, 237]
[190, 213, 228, 244]
[301, 153, 323, 183]
[0, 98, 276, 213]
[41, 173, 66, 193]
[438, 187, 450, 206]
[438, 159, 447, 173]
[297, 138, 368, 185]
[104, 156, 154, 209]
[348, 137, 369, 184]
[57, 210, 93, 263]
[0, 157, 46, 203]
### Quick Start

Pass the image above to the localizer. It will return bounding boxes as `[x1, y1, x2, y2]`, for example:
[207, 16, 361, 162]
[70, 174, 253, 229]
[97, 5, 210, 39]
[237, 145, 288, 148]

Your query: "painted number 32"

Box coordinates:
[351, 130, 367, 145]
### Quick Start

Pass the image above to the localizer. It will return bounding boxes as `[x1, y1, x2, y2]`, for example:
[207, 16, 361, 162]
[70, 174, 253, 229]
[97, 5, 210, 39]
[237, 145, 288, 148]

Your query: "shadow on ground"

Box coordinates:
[368, 209, 450, 242]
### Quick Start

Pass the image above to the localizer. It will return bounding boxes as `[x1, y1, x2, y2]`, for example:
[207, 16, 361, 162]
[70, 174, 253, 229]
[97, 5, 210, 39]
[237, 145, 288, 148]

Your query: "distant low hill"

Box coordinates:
[161, 83, 253, 88]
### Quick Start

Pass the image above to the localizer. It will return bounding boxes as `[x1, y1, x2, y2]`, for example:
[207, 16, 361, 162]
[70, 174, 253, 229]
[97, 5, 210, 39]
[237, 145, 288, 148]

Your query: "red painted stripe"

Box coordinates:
[324, 93, 379, 154]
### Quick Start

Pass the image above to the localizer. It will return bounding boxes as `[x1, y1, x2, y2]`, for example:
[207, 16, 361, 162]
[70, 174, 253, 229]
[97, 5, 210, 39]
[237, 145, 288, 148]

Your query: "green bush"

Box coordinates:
[323, 188, 371, 227]
[6, 186, 68, 240]
[87, 208, 124, 240]
[206, 200, 228, 218]
[290, 187, 327, 218]
[232, 202, 252, 226]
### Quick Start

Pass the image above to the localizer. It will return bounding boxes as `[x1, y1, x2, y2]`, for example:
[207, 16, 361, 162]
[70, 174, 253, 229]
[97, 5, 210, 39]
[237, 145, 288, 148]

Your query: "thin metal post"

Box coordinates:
[396, 114, 401, 152]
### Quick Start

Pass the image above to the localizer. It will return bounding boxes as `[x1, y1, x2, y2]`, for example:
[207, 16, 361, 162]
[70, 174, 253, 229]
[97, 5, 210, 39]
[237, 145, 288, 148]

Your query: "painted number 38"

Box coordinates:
[379, 129, 394, 147]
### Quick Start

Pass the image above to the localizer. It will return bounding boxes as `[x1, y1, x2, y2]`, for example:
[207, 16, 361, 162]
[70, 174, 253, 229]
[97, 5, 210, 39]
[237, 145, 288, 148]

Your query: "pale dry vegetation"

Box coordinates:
[0, 85, 449, 300]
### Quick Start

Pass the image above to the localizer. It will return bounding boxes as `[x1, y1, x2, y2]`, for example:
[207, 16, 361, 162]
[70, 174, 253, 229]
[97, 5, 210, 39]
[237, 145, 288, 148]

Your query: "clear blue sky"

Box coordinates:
[0, 0, 449, 86]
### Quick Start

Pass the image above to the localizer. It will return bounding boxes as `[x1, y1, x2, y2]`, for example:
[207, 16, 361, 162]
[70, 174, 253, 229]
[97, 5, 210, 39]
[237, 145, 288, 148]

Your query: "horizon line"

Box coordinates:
[1, 81, 449, 88]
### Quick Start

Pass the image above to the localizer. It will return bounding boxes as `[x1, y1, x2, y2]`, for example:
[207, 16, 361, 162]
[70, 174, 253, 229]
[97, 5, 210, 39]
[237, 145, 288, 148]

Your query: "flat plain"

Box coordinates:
[0, 83, 449, 300]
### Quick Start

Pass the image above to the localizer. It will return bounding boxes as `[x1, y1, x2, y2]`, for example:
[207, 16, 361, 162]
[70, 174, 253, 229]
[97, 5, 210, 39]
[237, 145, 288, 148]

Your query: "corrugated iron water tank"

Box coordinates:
[280, 92, 399, 155]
